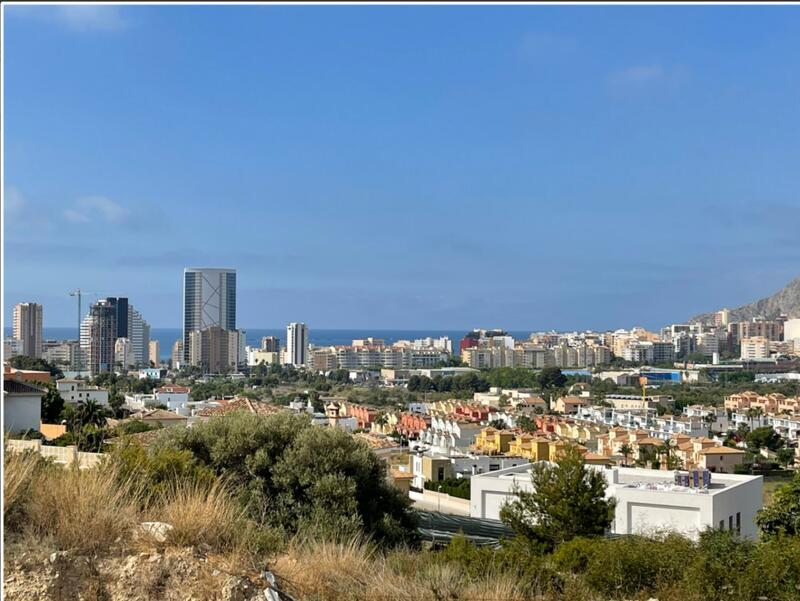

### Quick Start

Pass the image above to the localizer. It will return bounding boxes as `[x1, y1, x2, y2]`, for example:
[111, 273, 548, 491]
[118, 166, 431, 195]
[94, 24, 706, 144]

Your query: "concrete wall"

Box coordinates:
[410, 489, 470, 515]
[6, 439, 102, 469]
[712, 474, 763, 540]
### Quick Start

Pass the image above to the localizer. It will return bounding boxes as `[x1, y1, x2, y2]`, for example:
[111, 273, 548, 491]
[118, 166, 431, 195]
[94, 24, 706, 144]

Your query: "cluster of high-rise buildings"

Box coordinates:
[6, 279, 800, 378]
[4, 299, 152, 376]
[459, 329, 612, 369]
[307, 337, 451, 371]
[79, 297, 150, 374]
[453, 312, 800, 371]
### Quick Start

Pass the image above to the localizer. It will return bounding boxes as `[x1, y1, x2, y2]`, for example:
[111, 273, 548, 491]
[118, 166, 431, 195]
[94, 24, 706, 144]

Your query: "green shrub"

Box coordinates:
[104, 440, 216, 507]
[551, 536, 598, 574]
[424, 477, 470, 499]
[578, 534, 695, 597]
[732, 535, 800, 601]
[680, 529, 754, 601]
[160, 411, 418, 548]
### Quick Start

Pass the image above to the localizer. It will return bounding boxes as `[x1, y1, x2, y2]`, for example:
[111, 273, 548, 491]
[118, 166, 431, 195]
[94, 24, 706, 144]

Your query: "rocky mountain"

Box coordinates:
[691, 276, 800, 324]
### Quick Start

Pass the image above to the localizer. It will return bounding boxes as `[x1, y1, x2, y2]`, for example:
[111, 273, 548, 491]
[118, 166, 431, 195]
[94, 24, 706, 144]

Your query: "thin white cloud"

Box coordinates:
[610, 64, 665, 86]
[63, 196, 130, 224]
[9, 5, 128, 32]
[608, 64, 688, 93]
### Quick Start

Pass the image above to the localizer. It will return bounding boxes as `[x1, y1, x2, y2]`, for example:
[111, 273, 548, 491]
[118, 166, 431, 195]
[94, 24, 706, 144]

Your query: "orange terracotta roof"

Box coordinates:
[196, 397, 283, 417]
[699, 446, 745, 455]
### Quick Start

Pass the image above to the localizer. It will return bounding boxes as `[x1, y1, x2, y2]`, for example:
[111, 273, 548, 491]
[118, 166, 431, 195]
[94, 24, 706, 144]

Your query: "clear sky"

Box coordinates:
[4, 4, 800, 330]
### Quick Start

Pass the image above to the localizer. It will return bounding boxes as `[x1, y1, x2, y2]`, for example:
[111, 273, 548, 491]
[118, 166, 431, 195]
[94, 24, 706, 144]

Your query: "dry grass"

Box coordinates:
[3, 450, 42, 526]
[158, 480, 244, 551]
[272, 537, 376, 600]
[25, 463, 140, 554]
[270, 537, 549, 601]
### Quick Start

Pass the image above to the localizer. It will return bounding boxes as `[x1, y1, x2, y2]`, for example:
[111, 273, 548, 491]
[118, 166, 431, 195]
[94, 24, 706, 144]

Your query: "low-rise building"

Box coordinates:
[3, 379, 44, 433]
[553, 395, 589, 414]
[4, 365, 52, 385]
[138, 368, 166, 380]
[470, 463, 763, 540]
[410, 449, 528, 490]
[155, 385, 191, 414]
[56, 379, 109, 405]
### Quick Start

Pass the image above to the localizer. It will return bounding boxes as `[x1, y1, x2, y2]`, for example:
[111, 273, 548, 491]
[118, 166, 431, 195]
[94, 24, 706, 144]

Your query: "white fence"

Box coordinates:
[5, 439, 102, 469]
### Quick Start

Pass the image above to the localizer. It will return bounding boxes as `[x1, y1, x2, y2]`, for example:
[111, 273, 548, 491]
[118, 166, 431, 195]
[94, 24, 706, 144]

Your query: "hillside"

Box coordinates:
[691, 276, 800, 324]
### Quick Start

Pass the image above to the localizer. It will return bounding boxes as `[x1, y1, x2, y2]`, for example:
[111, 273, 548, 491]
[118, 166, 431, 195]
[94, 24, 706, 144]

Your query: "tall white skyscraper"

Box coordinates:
[12, 302, 43, 358]
[183, 268, 236, 362]
[286, 322, 309, 367]
[128, 306, 150, 366]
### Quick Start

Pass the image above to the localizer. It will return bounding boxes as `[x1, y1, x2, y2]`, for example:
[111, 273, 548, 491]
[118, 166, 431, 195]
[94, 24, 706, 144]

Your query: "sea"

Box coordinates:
[5, 327, 535, 361]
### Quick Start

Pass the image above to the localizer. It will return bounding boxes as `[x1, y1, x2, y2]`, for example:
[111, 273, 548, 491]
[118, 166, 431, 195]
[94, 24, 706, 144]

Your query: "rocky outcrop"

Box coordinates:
[3, 547, 287, 601]
[690, 276, 800, 324]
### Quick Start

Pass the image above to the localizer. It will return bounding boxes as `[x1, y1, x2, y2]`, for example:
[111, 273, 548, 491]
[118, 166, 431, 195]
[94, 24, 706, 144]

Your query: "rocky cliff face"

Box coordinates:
[691, 277, 800, 324]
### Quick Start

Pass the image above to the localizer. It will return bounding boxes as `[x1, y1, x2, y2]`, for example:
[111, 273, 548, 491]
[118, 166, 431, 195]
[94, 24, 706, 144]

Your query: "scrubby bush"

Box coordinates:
[680, 529, 754, 601]
[160, 411, 418, 547]
[104, 440, 216, 507]
[577, 534, 694, 597]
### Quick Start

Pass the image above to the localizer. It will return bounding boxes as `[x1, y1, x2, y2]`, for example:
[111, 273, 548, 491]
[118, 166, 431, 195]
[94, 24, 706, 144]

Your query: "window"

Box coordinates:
[729, 516, 734, 530]
[736, 512, 741, 534]
[719, 520, 725, 530]
[437, 467, 445, 481]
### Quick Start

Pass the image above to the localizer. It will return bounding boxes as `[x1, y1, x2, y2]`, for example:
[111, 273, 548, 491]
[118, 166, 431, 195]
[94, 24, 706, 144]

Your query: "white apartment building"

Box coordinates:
[115, 337, 135, 369]
[286, 322, 309, 367]
[604, 394, 674, 412]
[40, 340, 80, 366]
[128, 307, 150, 366]
[56, 379, 109, 405]
[621, 341, 656, 364]
[785, 318, 800, 343]
[3, 337, 24, 358]
[470, 463, 763, 540]
[420, 417, 483, 453]
[683, 405, 730, 433]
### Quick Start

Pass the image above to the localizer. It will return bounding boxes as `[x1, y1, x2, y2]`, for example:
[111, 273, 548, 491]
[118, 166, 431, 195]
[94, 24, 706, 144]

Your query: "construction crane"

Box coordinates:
[68, 290, 98, 372]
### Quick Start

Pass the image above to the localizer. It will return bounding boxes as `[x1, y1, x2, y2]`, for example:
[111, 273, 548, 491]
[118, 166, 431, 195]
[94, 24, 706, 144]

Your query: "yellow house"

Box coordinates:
[473, 427, 515, 455]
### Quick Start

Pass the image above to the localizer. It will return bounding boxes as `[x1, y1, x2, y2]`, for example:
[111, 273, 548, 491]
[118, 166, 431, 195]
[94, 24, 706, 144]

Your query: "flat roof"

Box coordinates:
[482, 463, 761, 496]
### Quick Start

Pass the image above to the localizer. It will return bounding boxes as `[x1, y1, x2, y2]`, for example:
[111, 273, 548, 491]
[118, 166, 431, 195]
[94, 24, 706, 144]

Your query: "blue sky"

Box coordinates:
[4, 4, 800, 330]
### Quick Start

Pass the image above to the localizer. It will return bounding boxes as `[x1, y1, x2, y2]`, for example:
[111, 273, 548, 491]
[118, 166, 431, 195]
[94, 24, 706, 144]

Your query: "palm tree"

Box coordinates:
[659, 439, 674, 468]
[619, 443, 633, 467]
[75, 400, 107, 429]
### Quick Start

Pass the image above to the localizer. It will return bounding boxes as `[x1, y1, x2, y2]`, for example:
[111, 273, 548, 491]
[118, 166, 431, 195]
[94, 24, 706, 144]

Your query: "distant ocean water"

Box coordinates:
[5, 327, 534, 360]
